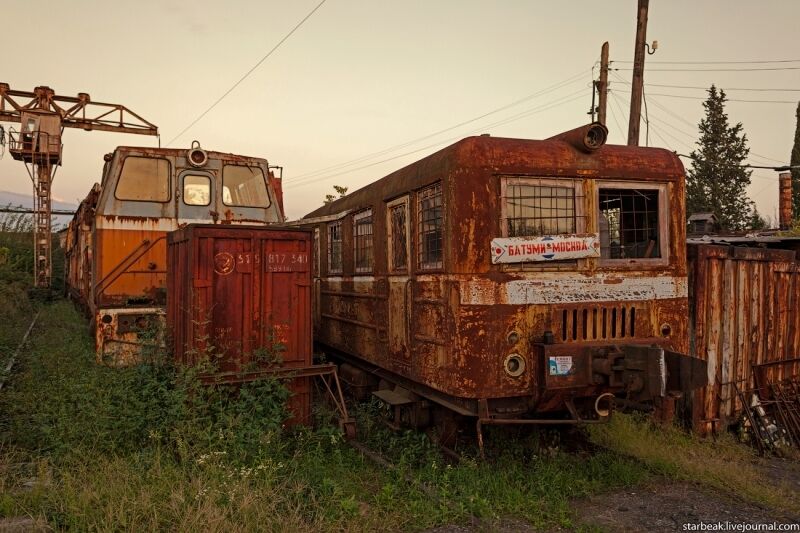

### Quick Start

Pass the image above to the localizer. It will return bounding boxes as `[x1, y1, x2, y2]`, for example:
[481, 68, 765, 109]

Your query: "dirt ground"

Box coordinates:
[571, 480, 797, 532]
[429, 456, 800, 533]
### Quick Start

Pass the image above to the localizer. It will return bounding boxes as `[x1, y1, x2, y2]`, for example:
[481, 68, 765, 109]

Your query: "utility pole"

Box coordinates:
[628, 0, 649, 146]
[597, 42, 610, 126]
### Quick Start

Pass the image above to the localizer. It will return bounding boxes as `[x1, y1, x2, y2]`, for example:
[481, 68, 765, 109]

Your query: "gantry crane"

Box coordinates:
[0, 83, 158, 288]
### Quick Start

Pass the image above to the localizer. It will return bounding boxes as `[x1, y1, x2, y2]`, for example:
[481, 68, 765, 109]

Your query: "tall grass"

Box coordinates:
[590, 413, 800, 513]
[0, 302, 656, 531]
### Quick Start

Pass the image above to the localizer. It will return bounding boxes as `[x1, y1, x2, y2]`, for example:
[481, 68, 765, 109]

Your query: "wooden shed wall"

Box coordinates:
[689, 244, 800, 434]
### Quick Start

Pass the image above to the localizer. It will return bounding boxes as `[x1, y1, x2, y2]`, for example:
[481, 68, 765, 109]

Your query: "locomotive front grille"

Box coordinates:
[556, 305, 637, 342]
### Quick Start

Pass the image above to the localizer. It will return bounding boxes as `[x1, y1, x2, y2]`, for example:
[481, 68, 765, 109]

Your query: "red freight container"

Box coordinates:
[167, 224, 313, 425]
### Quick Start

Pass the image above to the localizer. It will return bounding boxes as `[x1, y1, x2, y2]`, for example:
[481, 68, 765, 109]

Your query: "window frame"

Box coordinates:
[595, 181, 670, 267]
[313, 227, 321, 278]
[114, 156, 172, 203]
[182, 173, 212, 207]
[386, 196, 410, 273]
[327, 220, 343, 275]
[499, 176, 586, 238]
[221, 164, 272, 208]
[416, 182, 444, 272]
[353, 209, 374, 274]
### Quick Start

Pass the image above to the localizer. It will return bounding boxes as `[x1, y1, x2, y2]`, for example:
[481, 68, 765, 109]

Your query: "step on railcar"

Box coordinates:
[64, 143, 285, 363]
[298, 123, 707, 445]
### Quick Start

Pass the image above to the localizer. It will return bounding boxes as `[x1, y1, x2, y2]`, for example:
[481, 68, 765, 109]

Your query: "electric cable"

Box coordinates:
[284, 89, 589, 190]
[284, 70, 588, 183]
[615, 66, 800, 72]
[615, 58, 800, 65]
[166, 0, 328, 146]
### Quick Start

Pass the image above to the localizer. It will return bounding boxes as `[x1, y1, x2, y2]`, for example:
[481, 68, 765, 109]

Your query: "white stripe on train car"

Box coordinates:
[459, 275, 688, 305]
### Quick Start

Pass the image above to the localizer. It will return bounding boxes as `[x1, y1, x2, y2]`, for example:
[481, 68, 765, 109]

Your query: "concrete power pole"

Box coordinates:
[597, 42, 610, 126]
[627, 0, 650, 146]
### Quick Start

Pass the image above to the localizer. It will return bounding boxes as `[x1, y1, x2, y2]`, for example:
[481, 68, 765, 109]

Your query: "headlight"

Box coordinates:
[504, 353, 526, 377]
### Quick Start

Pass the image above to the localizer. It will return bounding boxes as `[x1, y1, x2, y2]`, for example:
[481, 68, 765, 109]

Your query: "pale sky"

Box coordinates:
[2, 0, 798, 221]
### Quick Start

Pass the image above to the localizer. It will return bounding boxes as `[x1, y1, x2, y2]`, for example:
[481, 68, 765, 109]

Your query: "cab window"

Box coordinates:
[183, 174, 211, 206]
[222, 165, 271, 207]
[501, 177, 581, 237]
[115, 157, 170, 202]
[598, 183, 668, 261]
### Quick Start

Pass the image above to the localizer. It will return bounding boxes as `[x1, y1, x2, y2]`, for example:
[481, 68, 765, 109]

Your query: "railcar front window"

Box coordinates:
[115, 157, 170, 202]
[353, 210, 373, 273]
[599, 188, 661, 259]
[183, 175, 211, 206]
[418, 183, 443, 270]
[504, 182, 576, 237]
[328, 221, 343, 274]
[222, 165, 271, 207]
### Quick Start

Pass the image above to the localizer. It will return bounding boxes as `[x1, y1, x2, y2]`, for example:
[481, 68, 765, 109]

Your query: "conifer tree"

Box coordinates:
[686, 85, 754, 231]
[791, 101, 800, 220]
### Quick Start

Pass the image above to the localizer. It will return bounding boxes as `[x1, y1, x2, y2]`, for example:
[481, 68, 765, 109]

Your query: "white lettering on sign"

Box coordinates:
[491, 234, 600, 264]
[265, 252, 309, 272]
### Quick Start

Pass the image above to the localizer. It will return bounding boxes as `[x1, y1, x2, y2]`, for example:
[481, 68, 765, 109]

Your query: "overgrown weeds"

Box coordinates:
[1, 290, 796, 529]
[590, 413, 800, 513]
[0, 303, 656, 531]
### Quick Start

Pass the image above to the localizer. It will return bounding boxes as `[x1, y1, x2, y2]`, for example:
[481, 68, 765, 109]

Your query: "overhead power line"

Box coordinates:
[284, 88, 589, 190]
[166, 0, 328, 146]
[284, 70, 588, 183]
[615, 58, 800, 65]
[615, 66, 800, 72]
[608, 70, 787, 165]
[644, 92, 796, 104]
[645, 83, 800, 93]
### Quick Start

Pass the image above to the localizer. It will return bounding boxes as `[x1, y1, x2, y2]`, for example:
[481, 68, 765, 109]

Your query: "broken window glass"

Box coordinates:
[599, 188, 660, 259]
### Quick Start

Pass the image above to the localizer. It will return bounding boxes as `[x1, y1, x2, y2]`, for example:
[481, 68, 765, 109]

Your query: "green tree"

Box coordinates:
[791, 101, 800, 220]
[323, 185, 348, 204]
[748, 208, 769, 231]
[686, 85, 754, 231]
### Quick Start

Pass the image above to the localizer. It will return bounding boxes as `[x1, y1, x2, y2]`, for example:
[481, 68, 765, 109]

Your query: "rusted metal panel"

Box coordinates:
[689, 243, 800, 434]
[300, 125, 703, 421]
[167, 224, 313, 424]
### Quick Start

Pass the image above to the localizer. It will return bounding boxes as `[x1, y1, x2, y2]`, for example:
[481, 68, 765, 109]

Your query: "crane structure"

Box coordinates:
[0, 83, 158, 288]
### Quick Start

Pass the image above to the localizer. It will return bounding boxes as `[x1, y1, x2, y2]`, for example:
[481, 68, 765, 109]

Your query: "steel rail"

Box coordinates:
[0, 310, 41, 392]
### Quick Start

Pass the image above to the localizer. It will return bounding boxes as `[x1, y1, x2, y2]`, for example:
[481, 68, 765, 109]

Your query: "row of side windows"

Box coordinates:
[325, 182, 442, 275]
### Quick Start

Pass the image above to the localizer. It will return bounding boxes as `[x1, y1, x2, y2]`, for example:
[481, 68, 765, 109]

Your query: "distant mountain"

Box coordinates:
[0, 190, 78, 229]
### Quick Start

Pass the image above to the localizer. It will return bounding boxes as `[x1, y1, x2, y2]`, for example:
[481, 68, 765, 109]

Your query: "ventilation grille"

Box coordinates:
[556, 305, 637, 342]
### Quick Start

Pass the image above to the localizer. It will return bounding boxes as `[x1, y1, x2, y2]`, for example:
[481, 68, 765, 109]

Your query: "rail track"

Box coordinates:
[0, 311, 40, 393]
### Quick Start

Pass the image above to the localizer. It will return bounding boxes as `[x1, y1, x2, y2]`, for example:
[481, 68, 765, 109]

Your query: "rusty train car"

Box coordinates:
[299, 123, 706, 438]
[64, 143, 285, 362]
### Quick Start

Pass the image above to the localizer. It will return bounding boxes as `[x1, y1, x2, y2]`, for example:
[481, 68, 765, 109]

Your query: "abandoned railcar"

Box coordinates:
[300, 123, 706, 430]
[64, 143, 285, 362]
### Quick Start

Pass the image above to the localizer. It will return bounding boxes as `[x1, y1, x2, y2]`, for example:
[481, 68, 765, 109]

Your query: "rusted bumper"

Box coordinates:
[94, 307, 165, 366]
[532, 342, 707, 414]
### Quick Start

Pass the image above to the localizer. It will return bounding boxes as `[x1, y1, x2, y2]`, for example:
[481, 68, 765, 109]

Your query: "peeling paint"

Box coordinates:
[460, 275, 687, 305]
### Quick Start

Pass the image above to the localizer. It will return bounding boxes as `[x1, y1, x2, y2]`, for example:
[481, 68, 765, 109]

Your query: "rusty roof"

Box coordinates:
[111, 146, 269, 165]
[303, 133, 685, 219]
